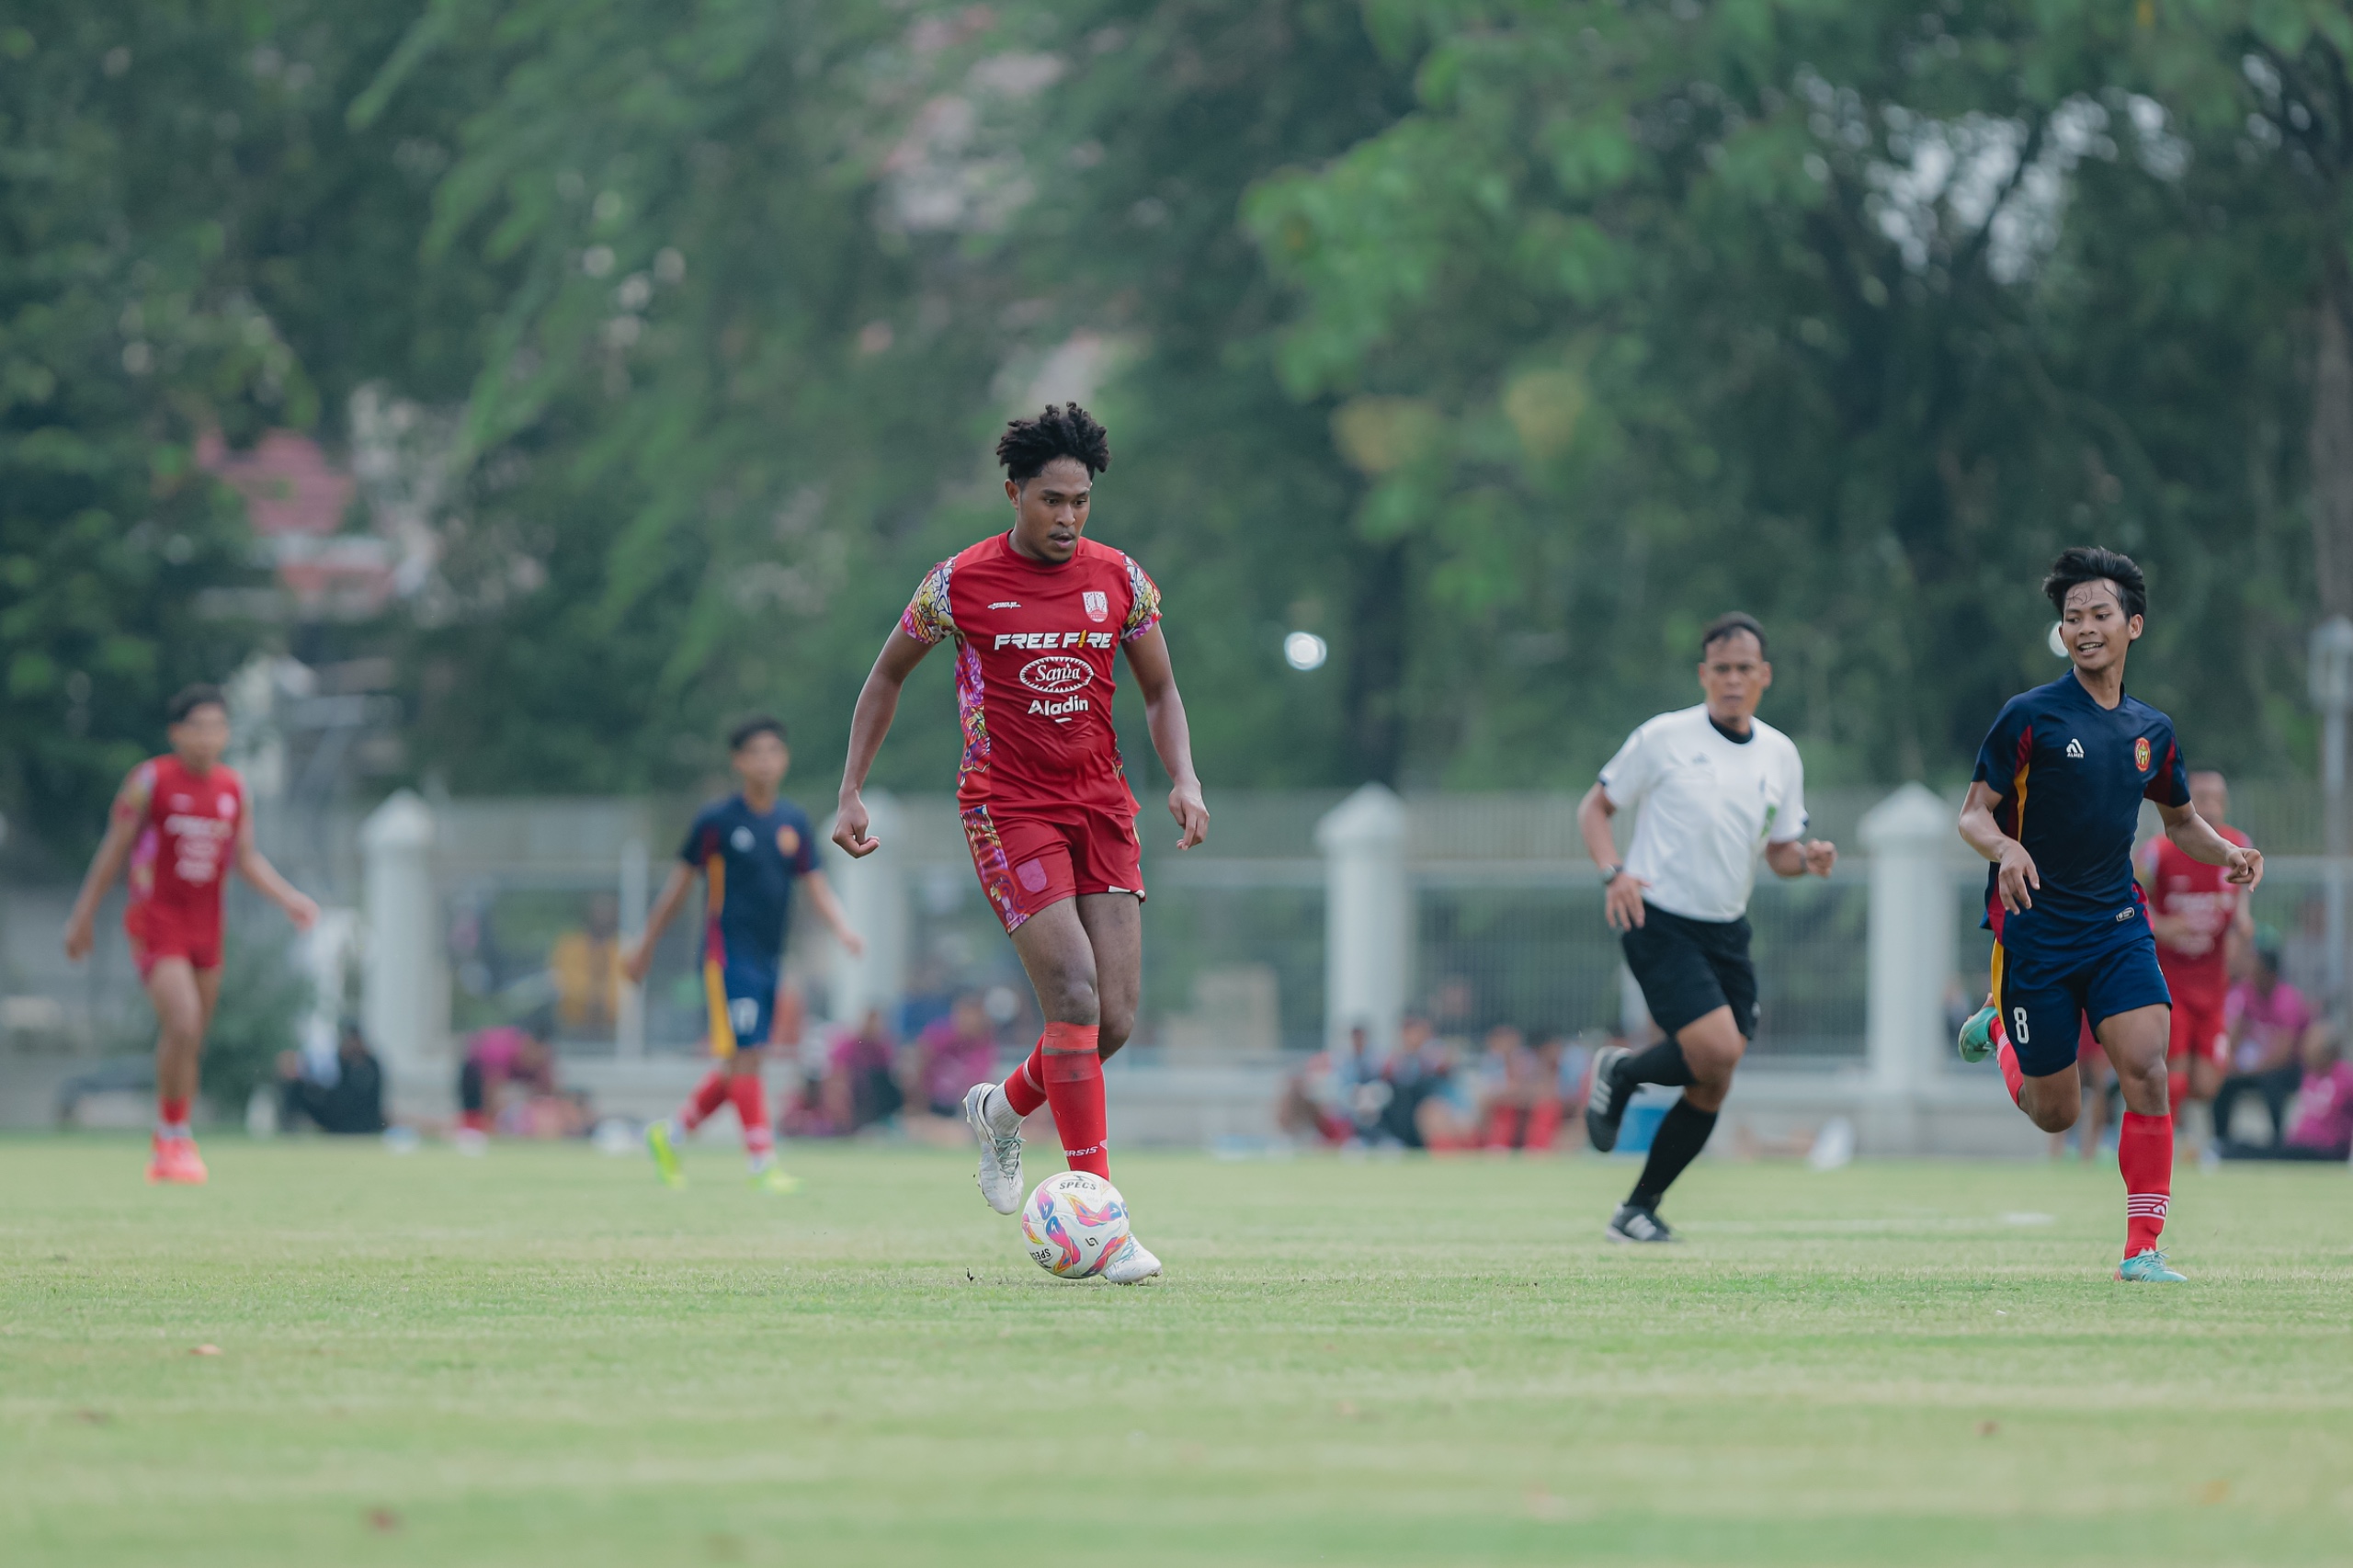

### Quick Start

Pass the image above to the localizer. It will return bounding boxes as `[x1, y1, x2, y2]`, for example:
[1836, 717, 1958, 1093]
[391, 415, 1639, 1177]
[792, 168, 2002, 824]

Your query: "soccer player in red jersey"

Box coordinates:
[62, 685, 318, 1184]
[832, 403, 1209, 1283]
[2135, 768, 2254, 1152]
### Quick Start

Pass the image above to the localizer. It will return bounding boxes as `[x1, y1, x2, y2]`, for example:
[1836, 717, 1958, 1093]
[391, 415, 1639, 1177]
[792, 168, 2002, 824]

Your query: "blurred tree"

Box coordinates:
[1247, 0, 2347, 785]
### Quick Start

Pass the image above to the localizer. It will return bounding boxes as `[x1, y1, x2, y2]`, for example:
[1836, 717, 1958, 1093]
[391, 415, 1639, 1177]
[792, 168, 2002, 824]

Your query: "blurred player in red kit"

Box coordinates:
[2135, 768, 2254, 1153]
[63, 685, 318, 1184]
[833, 403, 1209, 1284]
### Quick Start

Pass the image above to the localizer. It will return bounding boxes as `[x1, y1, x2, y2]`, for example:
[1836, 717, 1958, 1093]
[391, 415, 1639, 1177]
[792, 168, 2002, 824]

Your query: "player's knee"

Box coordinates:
[1042, 964, 1100, 1024]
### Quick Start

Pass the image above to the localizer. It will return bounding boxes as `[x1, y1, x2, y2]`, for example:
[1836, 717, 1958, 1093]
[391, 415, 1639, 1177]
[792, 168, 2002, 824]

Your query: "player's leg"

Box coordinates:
[1070, 886, 1157, 1282]
[1005, 897, 1109, 1176]
[2096, 1002, 2180, 1278]
[1991, 947, 2085, 1134]
[722, 986, 794, 1190]
[142, 957, 208, 1183]
[964, 812, 1084, 1210]
[1594, 912, 1748, 1240]
[647, 968, 750, 1187]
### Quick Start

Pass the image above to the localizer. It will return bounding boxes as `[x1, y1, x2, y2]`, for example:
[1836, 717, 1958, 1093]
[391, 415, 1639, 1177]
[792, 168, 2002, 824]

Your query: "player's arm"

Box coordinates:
[233, 810, 320, 932]
[2155, 800, 2264, 890]
[63, 769, 150, 961]
[833, 629, 934, 858]
[1763, 838, 1836, 880]
[1958, 780, 2040, 913]
[1576, 783, 1649, 932]
[799, 870, 865, 957]
[1121, 623, 1208, 851]
[622, 863, 696, 984]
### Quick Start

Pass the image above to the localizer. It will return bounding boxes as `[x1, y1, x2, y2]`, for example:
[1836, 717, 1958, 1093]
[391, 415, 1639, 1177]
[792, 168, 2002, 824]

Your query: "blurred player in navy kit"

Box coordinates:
[628, 718, 863, 1190]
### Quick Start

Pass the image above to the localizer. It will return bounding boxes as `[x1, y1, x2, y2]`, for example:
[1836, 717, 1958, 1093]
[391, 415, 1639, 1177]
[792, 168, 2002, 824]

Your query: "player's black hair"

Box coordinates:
[166, 683, 227, 723]
[2043, 546, 2147, 623]
[728, 715, 788, 752]
[995, 402, 1111, 484]
[1699, 611, 1768, 661]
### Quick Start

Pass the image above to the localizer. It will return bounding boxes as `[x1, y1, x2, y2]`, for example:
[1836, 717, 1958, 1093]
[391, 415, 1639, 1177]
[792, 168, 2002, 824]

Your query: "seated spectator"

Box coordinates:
[1380, 1016, 1481, 1151]
[793, 1008, 901, 1137]
[275, 1020, 387, 1135]
[2214, 948, 2313, 1148]
[2222, 1025, 2353, 1163]
[1279, 1025, 1372, 1146]
[1482, 1027, 1564, 1152]
[910, 993, 999, 1119]
[456, 1018, 586, 1148]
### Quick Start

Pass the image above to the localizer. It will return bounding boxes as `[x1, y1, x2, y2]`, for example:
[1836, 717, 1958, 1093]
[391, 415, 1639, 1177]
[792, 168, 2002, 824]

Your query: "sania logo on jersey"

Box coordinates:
[2065, 738, 2086, 759]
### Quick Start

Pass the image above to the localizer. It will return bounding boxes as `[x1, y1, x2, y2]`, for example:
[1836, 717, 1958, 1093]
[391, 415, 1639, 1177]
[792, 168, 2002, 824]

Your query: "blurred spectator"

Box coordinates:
[456, 1018, 588, 1148]
[2214, 947, 2315, 1148]
[274, 1020, 386, 1135]
[1378, 1015, 1480, 1150]
[1279, 1024, 1370, 1146]
[2222, 1026, 2353, 1162]
[910, 993, 998, 1119]
[550, 893, 624, 1038]
[1481, 1027, 1563, 1151]
[782, 1009, 903, 1138]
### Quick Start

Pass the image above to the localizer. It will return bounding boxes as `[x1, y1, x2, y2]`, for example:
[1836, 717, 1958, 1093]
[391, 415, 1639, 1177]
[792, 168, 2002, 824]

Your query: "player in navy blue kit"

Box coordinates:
[626, 718, 863, 1189]
[1956, 549, 2262, 1281]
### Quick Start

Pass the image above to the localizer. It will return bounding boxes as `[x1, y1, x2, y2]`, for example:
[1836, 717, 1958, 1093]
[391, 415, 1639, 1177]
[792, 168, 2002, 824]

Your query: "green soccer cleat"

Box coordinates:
[1957, 1004, 1998, 1063]
[750, 1165, 801, 1195]
[2117, 1249, 2187, 1283]
[645, 1120, 686, 1188]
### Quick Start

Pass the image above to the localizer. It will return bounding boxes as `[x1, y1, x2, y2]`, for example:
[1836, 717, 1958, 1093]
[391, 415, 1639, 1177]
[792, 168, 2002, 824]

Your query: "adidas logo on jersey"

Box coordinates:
[2065, 738, 2086, 759]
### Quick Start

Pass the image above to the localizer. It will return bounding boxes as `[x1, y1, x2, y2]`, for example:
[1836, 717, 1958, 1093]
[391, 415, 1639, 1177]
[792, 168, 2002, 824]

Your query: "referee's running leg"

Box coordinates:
[1585, 904, 1755, 1243]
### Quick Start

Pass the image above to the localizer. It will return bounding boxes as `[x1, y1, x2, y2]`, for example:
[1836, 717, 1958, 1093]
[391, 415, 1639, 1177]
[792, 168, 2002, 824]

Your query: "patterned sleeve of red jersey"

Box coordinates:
[1119, 554, 1162, 642]
[900, 560, 957, 646]
[112, 761, 156, 826]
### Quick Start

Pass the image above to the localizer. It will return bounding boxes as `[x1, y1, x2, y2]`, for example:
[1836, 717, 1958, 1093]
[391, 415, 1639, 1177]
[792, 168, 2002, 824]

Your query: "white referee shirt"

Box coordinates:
[1597, 704, 1809, 923]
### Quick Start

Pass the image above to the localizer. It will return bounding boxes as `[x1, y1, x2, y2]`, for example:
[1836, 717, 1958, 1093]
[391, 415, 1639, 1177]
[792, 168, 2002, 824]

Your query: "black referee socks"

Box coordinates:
[1630, 1099, 1719, 1210]
[1618, 1038, 1696, 1089]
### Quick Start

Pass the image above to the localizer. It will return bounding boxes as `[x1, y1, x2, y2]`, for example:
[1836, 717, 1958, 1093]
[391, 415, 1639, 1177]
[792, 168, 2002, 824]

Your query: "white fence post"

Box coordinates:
[1317, 784, 1411, 1057]
[831, 789, 908, 1028]
[360, 790, 449, 1117]
[1860, 783, 1954, 1147]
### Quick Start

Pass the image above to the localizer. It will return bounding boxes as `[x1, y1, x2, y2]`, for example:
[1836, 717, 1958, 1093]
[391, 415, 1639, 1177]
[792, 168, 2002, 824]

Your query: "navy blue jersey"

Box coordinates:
[680, 794, 818, 972]
[1972, 675, 2189, 936]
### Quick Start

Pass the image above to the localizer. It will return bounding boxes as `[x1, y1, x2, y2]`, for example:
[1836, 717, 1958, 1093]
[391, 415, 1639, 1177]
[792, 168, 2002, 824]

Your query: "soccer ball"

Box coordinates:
[1019, 1172, 1131, 1278]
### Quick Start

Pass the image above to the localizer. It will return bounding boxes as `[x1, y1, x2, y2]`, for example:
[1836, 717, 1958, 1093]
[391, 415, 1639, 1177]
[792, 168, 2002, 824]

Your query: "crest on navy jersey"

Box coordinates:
[2134, 736, 2152, 773]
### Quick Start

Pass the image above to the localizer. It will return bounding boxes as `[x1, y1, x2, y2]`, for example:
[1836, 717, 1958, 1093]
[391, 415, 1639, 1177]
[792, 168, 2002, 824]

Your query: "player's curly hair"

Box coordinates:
[2043, 546, 2147, 623]
[166, 683, 226, 723]
[995, 403, 1110, 484]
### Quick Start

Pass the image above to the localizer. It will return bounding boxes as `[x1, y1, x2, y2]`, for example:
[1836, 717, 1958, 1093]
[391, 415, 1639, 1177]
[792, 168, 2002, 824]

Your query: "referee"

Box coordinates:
[1575, 613, 1837, 1242]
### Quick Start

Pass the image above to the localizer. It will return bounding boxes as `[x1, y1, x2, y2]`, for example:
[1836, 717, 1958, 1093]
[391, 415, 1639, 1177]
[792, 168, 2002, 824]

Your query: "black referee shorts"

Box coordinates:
[1621, 903, 1758, 1040]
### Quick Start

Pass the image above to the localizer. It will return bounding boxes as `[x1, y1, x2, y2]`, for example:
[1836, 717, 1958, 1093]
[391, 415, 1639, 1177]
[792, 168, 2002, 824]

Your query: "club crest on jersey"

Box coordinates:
[776, 824, 801, 856]
[2135, 736, 2152, 773]
[1083, 590, 1108, 623]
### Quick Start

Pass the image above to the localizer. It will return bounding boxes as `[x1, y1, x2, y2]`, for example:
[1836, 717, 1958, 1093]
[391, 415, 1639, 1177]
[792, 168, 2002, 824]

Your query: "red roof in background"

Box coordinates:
[198, 428, 395, 618]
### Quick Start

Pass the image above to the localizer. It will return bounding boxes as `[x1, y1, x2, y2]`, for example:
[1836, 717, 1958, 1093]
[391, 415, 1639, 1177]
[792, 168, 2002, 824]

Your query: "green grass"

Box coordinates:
[4, 1137, 2351, 1566]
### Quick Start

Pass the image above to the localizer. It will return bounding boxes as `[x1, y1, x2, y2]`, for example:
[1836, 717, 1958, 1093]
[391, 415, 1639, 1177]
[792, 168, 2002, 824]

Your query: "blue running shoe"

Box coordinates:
[1957, 1004, 1997, 1064]
[2117, 1249, 2187, 1283]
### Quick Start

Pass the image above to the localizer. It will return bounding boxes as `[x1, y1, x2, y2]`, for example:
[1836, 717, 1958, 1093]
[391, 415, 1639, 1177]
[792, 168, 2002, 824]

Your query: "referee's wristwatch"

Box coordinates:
[1600, 863, 1626, 887]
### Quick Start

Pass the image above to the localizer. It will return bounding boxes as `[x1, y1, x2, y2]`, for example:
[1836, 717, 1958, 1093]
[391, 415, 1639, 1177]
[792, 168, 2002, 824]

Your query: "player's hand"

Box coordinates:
[1603, 870, 1650, 931]
[1802, 839, 1837, 878]
[283, 892, 320, 933]
[63, 912, 94, 963]
[1168, 778, 1209, 851]
[836, 927, 867, 959]
[621, 939, 653, 987]
[833, 793, 879, 858]
[2225, 844, 2264, 891]
[1995, 841, 2040, 913]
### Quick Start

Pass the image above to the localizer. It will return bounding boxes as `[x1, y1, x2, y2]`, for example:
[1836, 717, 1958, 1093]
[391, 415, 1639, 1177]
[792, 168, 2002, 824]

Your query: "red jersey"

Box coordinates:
[121, 755, 244, 917]
[2135, 824, 2250, 1004]
[901, 532, 1162, 812]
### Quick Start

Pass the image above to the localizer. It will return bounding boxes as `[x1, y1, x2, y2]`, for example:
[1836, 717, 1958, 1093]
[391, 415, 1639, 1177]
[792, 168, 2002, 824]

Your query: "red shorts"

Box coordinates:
[2167, 989, 2229, 1070]
[126, 901, 222, 978]
[961, 803, 1143, 933]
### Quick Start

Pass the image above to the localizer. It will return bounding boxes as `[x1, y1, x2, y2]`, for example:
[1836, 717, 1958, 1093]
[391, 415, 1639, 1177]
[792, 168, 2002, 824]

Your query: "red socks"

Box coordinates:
[1994, 1027, 2025, 1107]
[1001, 1042, 1048, 1118]
[158, 1096, 191, 1136]
[2119, 1110, 2173, 1257]
[730, 1073, 772, 1163]
[678, 1070, 729, 1131]
[1039, 1022, 1108, 1177]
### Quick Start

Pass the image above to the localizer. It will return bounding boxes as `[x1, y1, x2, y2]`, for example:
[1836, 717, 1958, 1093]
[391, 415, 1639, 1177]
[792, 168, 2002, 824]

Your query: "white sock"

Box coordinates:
[983, 1085, 1023, 1137]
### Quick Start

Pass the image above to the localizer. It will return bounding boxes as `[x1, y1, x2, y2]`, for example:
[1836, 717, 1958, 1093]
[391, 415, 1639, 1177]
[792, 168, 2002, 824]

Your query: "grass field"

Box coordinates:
[4, 1136, 2351, 1567]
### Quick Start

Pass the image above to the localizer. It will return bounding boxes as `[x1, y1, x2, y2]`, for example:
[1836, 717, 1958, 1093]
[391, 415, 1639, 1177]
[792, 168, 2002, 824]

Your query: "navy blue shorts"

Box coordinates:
[1992, 916, 2172, 1079]
[703, 961, 778, 1055]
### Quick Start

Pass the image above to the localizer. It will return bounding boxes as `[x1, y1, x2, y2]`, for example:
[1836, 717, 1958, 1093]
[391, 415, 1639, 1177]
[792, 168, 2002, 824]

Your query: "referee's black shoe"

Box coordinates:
[1583, 1044, 1631, 1153]
[1606, 1202, 1677, 1244]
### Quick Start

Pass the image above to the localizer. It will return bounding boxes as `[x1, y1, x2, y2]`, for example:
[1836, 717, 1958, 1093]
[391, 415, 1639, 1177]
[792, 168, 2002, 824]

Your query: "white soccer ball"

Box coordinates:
[1019, 1172, 1131, 1278]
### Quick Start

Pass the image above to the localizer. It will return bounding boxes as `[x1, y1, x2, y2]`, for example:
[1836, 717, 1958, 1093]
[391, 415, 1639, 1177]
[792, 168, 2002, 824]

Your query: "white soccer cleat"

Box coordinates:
[1099, 1233, 1161, 1285]
[963, 1082, 1024, 1215]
